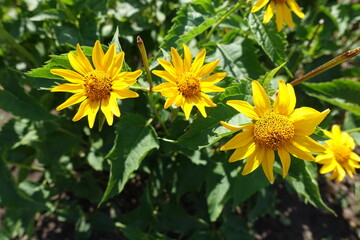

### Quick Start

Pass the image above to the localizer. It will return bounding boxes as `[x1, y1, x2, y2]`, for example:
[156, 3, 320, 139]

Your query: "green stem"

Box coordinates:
[290, 47, 360, 86]
[345, 128, 360, 134]
[137, 36, 170, 136]
[0, 24, 38, 66]
[7, 161, 45, 171]
[205, 1, 243, 41]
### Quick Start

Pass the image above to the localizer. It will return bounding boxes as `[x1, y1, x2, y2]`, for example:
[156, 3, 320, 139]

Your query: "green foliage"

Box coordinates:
[0, 0, 359, 239]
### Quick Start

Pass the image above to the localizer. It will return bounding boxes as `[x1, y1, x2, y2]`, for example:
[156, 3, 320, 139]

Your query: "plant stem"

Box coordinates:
[137, 36, 170, 136]
[346, 128, 360, 134]
[205, 1, 243, 41]
[7, 161, 45, 171]
[290, 47, 360, 86]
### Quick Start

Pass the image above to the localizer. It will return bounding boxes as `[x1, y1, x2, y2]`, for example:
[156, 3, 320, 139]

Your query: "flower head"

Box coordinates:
[220, 80, 329, 182]
[251, 0, 305, 31]
[50, 41, 142, 128]
[315, 125, 360, 182]
[152, 44, 226, 120]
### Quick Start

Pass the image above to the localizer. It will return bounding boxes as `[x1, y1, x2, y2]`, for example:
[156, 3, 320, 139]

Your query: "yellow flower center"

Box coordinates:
[253, 112, 295, 150]
[177, 72, 201, 98]
[331, 144, 351, 163]
[83, 70, 112, 101]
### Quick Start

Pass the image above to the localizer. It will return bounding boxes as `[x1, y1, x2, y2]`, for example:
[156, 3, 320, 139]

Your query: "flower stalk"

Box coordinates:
[290, 47, 360, 86]
[137, 36, 169, 136]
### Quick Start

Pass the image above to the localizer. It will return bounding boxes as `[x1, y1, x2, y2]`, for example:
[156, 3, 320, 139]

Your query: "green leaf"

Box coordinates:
[303, 79, 360, 116]
[205, 37, 265, 79]
[99, 114, 159, 205]
[248, 13, 290, 75]
[160, 0, 220, 49]
[0, 158, 46, 210]
[206, 162, 230, 222]
[232, 168, 270, 206]
[257, 62, 287, 89]
[0, 71, 56, 121]
[285, 159, 334, 214]
[177, 103, 250, 150]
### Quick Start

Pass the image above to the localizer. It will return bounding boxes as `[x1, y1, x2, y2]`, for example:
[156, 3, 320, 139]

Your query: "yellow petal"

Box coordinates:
[197, 59, 220, 78]
[183, 44, 192, 72]
[190, 49, 206, 74]
[226, 100, 260, 120]
[109, 93, 120, 117]
[157, 58, 178, 78]
[56, 93, 87, 111]
[102, 43, 116, 70]
[251, 0, 271, 13]
[112, 89, 139, 99]
[152, 70, 178, 84]
[87, 100, 100, 129]
[109, 52, 125, 78]
[291, 108, 330, 135]
[201, 85, 225, 93]
[196, 102, 207, 118]
[152, 82, 177, 92]
[68, 52, 88, 76]
[228, 141, 256, 162]
[273, 80, 292, 116]
[315, 153, 333, 164]
[200, 93, 216, 107]
[51, 83, 83, 93]
[261, 149, 275, 182]
[319, 162, 337, 174]
[287, 0, 305, 19]
[182, 99, 194, 120]
[201, 72, 227, 85]
[281, 3, 295, 28]
[242, 145, 264, 175]
[164, 96, 177, 109]
[278, 147, 291, 178]
[220, 130, 254, 150]
[252, 80, 271, 117]
[275, 3, 284, 31]
[75, 44, 93, 73]
[72, 99, 90, 122]
[350, 152, 360, 162]
[285, 142, 315, 161]
[292, 135, 326, 152]
[101, 96, 114, 126]
[170, 47, 184, 75]
[92, 40, 104, 70]
[50, 69, 84, 83]
[263, 1, 275, 23]
[220, 121, 253, 131]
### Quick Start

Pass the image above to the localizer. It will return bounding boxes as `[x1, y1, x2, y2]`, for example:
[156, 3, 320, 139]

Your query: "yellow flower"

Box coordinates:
[251, 0, 305, 32]
[50, 41, 142, 128]
[220, 80, 330, 182]
[315, 125, 360, 182]
[152, 44, 226, 120]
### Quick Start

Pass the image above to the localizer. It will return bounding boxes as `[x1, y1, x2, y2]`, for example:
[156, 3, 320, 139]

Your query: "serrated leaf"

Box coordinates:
[258, 62, 287, 89]
[205, 37, 265, 79]
[99, 114, 159, 205]
[160, 0, 221, 49]
[303, 79, 360, 116]
[286, 159, 334, 214]
[248, 13, 290, 75]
